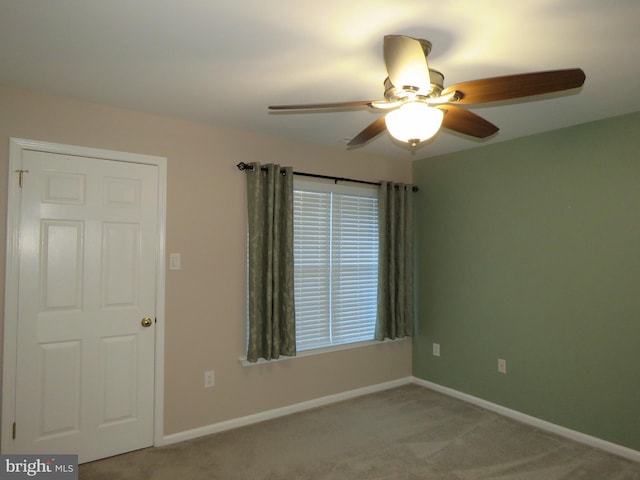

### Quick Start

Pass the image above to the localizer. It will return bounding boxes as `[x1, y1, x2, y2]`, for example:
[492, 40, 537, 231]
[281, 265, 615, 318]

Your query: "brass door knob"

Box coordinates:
[141, 317, 153, 328]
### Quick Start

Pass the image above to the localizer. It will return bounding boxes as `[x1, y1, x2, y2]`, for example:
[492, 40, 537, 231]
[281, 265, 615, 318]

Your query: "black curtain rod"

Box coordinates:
[236, 162, 418, 192]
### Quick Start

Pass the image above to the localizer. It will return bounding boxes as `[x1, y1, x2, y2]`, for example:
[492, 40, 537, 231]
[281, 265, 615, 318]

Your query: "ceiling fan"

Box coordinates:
[268, 35, 586, 149]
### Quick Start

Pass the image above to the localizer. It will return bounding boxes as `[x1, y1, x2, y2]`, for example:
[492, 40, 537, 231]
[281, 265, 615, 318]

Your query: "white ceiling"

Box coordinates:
[1, 0, 639, 160]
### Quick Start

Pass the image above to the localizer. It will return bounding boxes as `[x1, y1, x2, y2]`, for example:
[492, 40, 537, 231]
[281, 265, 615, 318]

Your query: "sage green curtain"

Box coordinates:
[245, 162, 296, 362]
[376, 181, 414, 340]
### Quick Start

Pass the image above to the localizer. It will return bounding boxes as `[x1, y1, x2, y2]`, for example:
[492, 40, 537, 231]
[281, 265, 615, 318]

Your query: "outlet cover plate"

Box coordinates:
[204, 370, 215, 388]
[498, 358, 507, 374]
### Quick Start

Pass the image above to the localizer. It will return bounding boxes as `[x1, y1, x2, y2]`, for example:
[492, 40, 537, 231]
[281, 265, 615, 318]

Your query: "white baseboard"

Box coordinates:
[159, 375, 639, 464]
[159, 377, 413, 446]
[412, 377, 640, 463]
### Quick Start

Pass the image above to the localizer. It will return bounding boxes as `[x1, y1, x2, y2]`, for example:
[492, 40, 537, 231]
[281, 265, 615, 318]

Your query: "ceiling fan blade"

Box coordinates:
[269, 100, 372, 110]
[442, 68, 586, 104]
[383, 35, 432, 93]
[438, 105, 499, 138]
[347, 116, 387, 146]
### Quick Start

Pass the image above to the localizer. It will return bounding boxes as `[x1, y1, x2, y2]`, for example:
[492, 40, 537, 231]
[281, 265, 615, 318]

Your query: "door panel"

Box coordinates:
[102, 222, 139, 307]
[41, 220, 84, 310]
[100, 335, 138, 425]
[40, 341, 82, 438]
[13, 150, 159, 463]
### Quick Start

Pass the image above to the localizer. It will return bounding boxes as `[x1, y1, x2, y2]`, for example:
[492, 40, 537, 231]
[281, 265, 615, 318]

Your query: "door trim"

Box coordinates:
[2, 137, 167, 453]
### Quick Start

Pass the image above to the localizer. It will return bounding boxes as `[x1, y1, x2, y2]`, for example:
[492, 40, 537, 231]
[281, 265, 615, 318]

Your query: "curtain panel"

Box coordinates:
[245, 162, 296, 362]
[376, 181, 414, 340]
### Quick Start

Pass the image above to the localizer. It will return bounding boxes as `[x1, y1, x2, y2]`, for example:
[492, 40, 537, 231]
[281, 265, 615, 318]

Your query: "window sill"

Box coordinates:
[239, 337, 409, 367]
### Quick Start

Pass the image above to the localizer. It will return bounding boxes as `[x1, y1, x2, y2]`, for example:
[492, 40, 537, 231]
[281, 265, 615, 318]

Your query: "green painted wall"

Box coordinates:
[412, 112, 640, 451]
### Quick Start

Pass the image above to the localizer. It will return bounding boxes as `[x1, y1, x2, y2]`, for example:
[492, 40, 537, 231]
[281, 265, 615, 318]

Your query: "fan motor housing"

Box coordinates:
[383, 69, 445, 101]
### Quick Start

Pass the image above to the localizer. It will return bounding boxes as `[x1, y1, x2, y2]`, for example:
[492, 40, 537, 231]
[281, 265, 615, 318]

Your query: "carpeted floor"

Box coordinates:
[80, 384, 640, 479]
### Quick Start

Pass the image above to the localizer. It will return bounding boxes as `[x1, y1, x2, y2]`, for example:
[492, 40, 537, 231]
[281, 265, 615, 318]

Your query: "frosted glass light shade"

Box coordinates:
[385, 102, 444, 146]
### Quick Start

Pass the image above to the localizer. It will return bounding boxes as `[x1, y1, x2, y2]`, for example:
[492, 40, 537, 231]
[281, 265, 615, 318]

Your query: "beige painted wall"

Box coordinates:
[0, 85, 412, 436]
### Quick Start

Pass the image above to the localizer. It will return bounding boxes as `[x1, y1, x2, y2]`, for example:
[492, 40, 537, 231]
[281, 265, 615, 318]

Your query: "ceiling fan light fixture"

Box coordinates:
[385, 102, 444, 146]
[268, 35, 585, 150]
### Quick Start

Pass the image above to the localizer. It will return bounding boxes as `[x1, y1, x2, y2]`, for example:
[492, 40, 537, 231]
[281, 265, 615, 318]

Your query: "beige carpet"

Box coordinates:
[80, 384, 640, 479]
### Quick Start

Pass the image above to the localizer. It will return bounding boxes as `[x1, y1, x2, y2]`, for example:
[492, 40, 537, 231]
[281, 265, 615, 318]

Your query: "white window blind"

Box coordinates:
[294, 180, 378, 351]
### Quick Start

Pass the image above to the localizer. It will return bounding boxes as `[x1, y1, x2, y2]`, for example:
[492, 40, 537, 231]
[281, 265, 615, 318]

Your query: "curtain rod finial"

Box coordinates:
[237, 162, 256, 171]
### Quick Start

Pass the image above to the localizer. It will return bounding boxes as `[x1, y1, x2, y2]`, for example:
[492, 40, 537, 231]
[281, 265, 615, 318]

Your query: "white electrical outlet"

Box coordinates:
[498, 358, 507, 374]
[432, 343, 440, 357]
[204, 370, 215, 388]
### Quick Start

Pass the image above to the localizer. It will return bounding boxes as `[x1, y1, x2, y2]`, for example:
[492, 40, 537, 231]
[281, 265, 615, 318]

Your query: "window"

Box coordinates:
[293, 179, 379, 351]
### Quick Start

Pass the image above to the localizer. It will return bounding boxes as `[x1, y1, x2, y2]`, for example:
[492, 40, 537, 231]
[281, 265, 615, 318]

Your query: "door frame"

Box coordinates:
[2, 137, 167, 453]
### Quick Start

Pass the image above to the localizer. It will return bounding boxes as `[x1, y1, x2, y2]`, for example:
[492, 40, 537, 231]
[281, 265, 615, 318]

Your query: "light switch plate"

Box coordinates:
[169, 253, 181, 270]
